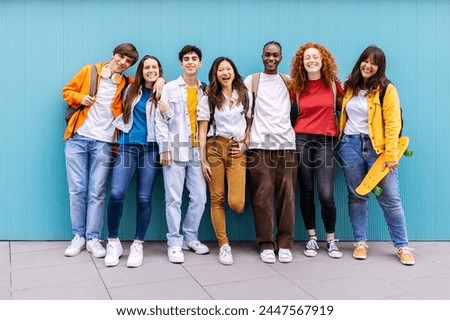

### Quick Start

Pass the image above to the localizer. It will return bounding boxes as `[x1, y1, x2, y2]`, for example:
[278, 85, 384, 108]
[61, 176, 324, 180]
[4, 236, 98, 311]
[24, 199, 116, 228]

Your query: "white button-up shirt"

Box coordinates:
[155, 76, 205, 161]
[197, 90, 252, 141]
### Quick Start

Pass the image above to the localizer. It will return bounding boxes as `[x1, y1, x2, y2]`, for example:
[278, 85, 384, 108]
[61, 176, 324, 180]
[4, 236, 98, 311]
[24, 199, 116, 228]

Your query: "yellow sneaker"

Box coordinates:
[353, 241, 368, 260]
[397, 247, 415, 265]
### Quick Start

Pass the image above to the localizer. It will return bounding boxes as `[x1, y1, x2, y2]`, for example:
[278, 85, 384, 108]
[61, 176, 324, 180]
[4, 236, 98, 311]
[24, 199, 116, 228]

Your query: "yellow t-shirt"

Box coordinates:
[186, 86, 198, 147]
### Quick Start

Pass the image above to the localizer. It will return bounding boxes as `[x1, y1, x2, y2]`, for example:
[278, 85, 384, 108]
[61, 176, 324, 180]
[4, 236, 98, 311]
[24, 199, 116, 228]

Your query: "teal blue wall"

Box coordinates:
[1, 0, 449, 240]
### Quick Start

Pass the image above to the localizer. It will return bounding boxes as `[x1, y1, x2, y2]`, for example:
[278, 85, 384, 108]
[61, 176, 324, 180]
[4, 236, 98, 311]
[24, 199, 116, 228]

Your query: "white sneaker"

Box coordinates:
[182, 241, 209, 254]
[168, 246, 184, 263]
[219, 244, 233, 265]
[278, 248, 293, 263]
[64, 235, 86, 257]
[260, 249, 276, 263]
[127, 243, 143, 268]
[87, 239, 106, 258]
[104, 239, 123, 267]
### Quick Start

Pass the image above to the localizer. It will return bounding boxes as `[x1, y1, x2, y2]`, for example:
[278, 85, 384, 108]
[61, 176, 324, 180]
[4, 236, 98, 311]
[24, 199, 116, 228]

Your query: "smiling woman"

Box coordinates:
[290, 42, 344, 259]
[105, 55, 165, 268]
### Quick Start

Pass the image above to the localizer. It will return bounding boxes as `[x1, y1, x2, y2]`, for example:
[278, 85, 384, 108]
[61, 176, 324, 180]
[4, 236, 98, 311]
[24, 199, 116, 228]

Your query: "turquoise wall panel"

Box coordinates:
[1, 0, 449, 240]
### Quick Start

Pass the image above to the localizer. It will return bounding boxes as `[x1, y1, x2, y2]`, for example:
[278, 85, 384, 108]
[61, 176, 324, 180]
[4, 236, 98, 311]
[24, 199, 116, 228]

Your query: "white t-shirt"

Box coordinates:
[344, 90, 370, 135]
[244, 73, 295, 150]
[77, 78, 117, 142]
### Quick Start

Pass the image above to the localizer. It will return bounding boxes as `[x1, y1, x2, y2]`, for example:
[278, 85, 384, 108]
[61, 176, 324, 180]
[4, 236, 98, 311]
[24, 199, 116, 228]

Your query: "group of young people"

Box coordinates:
[62, 41, 415, 269]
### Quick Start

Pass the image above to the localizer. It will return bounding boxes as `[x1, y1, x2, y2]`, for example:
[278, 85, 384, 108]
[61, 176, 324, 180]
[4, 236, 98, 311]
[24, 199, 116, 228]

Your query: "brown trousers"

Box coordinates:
[248, 149, 297, 250]
[207, 137, 246, 246]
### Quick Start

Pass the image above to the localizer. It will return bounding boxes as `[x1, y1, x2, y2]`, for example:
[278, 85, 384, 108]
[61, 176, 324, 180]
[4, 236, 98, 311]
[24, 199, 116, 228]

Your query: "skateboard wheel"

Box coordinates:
[404, 149, 413, 157]
[373, 186, 383, 196]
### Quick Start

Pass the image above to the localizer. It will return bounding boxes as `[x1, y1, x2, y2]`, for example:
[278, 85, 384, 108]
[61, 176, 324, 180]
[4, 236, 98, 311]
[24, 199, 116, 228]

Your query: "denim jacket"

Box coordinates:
[113, 87, 157, 142]
[155, 76, 205, 161]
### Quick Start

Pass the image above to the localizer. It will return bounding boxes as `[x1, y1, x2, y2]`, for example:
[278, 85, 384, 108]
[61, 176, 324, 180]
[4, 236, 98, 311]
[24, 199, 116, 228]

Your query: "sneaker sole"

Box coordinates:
[64, 245, 86, 257]
[87, 249, 106, 258]
[219, 259, 233, 266]
[260, 257, 276, 264]
[182, 247, 209, 255]
[105, 260, 120, 267]
[353, 254, 367, 260]
[304, 251, 318, 258]
[168, 258, 184, 263]
[398, 256, 415, 266]
[328, 252, 343, 259]
[104, 250, 123, 267]
[127, 261, 143, 268]
[279, 258, 293, 263]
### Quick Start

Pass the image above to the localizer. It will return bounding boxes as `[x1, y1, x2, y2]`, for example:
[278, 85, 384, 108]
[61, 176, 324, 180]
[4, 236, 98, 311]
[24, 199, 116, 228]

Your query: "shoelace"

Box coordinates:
[328, 240, 340, 252]
[107, 242, 120, 254]
[263, 250, 275, 258]
[306, 239, 319, 251]
[398, 247, 414, 256]
[91, 240, 104, 251]
[130, 245, 143, 256]
[190, 241, 201, 248]
[220, 247, 231, 257]
[354, 241, 368, 249]
[70, 237, 84, 248]
[279, 249, 291, 258]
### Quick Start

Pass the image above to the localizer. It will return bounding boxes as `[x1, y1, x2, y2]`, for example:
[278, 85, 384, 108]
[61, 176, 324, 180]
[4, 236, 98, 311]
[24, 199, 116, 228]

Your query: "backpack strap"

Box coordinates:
[379, 79, 391, 106]
[248, 73, 260, 126]
[208, 98, 217, 147]
[378, 79, 403, 137]
[331, 80, 338, 134]
[69, 64, 98, 138]
[279, 73, 290, 90]
[89, 64, 98, 97]
[201, 81, 208, 93]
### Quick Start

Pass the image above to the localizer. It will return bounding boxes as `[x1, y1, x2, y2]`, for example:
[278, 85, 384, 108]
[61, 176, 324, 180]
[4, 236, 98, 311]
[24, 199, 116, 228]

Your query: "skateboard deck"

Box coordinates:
[355, 136, 411, 196]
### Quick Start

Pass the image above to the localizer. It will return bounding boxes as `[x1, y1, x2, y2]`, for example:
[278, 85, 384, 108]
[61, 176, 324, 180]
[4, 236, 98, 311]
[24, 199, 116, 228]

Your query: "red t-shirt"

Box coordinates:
[292, 79, 343, 137]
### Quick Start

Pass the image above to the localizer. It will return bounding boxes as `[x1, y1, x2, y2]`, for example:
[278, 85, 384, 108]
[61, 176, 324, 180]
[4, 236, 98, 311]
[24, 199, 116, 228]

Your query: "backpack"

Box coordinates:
[379, 80, 404, 137]
[64, 64, 98, 123]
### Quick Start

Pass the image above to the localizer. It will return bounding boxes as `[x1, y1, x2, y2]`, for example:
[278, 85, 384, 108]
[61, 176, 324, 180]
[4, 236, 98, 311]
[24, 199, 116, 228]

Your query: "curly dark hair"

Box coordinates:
[290, 42, 339, 93]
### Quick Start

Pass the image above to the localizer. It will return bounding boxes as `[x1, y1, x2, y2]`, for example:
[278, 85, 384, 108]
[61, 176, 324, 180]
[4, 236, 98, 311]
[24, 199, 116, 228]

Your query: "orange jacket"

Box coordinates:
[62, 62, 132, 141]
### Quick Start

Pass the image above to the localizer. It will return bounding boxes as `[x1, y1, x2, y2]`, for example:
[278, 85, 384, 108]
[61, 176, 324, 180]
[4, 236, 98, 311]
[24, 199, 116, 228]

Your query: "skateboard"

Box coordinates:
[355, 136, 413, 196]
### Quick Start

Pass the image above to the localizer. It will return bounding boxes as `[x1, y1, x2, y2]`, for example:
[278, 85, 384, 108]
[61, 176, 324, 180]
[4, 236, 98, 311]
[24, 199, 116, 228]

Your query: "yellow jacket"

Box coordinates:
[62, 62, 132, 141]
[339, 83, 402, 162]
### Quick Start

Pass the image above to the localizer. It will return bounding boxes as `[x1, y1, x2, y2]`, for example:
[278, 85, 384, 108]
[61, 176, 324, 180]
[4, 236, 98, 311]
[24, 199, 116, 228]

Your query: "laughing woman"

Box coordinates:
[197, 57, 251, 266]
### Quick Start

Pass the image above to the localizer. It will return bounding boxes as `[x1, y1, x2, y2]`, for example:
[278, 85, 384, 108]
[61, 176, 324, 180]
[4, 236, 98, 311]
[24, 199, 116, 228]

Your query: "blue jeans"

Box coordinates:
[338, 134, 409, 247]
[65, 134, 113, 240]
[296, 134, 337, 233]
[107, 143, 160, 241]
[162, 148, 207, 247]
